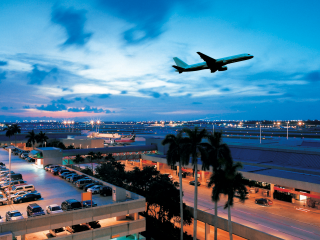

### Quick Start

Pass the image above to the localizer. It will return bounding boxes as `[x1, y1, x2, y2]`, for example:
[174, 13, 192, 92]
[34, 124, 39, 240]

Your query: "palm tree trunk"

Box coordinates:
[193, 162, 198, 240]
[214, 201, 218, 240]
[179, 160, 183, 240]
[228, 205, 233, 240]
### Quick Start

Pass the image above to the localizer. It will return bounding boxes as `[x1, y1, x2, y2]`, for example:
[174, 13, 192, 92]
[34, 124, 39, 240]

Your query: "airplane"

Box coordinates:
[172, 52, 254, 74]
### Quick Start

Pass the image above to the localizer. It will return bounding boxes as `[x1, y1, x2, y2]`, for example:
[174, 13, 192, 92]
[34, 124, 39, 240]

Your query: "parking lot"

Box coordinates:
[0, 149, 113, 220]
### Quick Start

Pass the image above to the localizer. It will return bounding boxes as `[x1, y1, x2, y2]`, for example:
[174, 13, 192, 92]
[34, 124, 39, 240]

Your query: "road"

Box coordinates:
[180, 177, 320, 240]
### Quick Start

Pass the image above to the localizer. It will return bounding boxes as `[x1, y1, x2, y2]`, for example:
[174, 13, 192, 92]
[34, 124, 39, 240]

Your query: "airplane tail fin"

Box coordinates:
[173, 57, 188, 68]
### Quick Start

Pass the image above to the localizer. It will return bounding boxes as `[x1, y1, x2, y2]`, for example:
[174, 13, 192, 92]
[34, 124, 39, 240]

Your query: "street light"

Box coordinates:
[287, 121, 289, 140]
[7, 146, 15, 205]
[97, 120, 100, 133]
[90, 121, 94, 130]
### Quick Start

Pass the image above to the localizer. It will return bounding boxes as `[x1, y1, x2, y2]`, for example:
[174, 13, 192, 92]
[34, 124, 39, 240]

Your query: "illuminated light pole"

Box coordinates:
[45, 142, 46, 147]
[68, 121, 71, 132]
[71, 121, 74, 133]
[7, 146, 15, 204]
[63, 121, 67, 132]
[80, 144, 81, 149]
[260, 123, 262, 144]
[90, 120, 94, 130]
[287, 121, 289, 140]
[97, 120, 100, 133]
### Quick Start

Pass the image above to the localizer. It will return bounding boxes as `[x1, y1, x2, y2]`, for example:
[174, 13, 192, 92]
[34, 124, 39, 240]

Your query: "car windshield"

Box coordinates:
[12, 212, 22, 217]
[33, 207, 43, 212]
[71, 202, 81, 208]
[52, 206, 61, 211]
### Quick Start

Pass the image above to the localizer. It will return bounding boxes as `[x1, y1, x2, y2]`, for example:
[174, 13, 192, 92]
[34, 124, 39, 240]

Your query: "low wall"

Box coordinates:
[186, 206, 283, 240]
[52, 218, 146, 240]
[0, 200, 145, 236]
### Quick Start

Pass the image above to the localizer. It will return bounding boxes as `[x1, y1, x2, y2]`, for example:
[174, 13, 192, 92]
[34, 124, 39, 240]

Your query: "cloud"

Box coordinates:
[74, 97, 82, 101]
[51, 6, 92, 47]
[27, 65, 58, 85]
[67, 105, 107, 113]
[23, 106, 30, 109]
[139, 89, 161, 98]
[54, 98, 74, 104]
[1, 107, 8, 110]
[192, 102, 202, 104]
[0, 61, 7, 66]
[0, 71, 6, 83]
[220, 88, 230, 92]
[120, 90, 127, 94]
[96, 94, 111, 99]
[99, 0, 195, 45]
[36, 103, 67, 111]
[84, 97, 93, 103]
[304, 71, 320, 82]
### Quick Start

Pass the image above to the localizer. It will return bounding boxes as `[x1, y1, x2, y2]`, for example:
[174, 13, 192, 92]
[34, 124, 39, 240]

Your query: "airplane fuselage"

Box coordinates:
[172, 53, 253, 73]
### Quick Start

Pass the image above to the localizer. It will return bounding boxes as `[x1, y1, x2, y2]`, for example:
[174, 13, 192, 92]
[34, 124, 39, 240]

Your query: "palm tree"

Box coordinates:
[203, 132, 233, 240]
[4, 125, 14, 143]
[26, 130, 36, 149]
[35, 131, 48, 147]
[162, 131, 189, 240]
[87, 151, 96, 174]
[210, 162, 247, 240]
[11, 124, 21, 146]
[183, 127, 208, 240]
[73, 154, 84, 168]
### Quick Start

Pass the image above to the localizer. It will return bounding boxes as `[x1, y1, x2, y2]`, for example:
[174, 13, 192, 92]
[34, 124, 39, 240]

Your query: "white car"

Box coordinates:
[6, 210, 24, 221]
[0, 194, 7, 206]
[10, 191, 27, 200]
[87, 185, 102, 194]
[0, 216, 4, 223]
[46, 204, 64, 214]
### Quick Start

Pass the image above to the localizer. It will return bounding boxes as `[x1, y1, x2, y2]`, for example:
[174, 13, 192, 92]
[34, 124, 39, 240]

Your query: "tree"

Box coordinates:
[183, 127, 208, 240]
[67, 145, 75, 149]
[87, 151, 96, 174]
[209, 162, 247, 240]
[95, 160, 126, 187]
[95, 152, 103, 163]
[25, 130, 36, 149]
[35, 131, 48, 147]
[73, 154, 84, 168]
[162, 131, 189, 240]
[203, 132, 233, 240]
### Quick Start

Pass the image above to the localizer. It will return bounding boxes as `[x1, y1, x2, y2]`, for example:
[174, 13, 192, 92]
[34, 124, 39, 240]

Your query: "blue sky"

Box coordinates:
[0, 0, 320, 121]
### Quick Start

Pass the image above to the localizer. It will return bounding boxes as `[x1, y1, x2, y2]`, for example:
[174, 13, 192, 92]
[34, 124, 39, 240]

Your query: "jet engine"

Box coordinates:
[218, 66, 227, 71]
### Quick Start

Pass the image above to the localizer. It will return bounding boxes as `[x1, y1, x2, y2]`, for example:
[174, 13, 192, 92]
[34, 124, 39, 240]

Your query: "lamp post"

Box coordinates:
[260, 123, 262, 144]
[45, 142, 46, 147]
[90, 121, 94, 130]
[287, 121, 289, 140]
[63, 121, 67, 132]
[97, 121, 100, 133]
[71, 121, 74, 133]
[7, 146, 15, 205]
[80, 144, 81, 149]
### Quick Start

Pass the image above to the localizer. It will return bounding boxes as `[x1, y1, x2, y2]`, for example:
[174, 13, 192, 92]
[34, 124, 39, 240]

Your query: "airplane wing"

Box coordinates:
[197, 52, 217, 73]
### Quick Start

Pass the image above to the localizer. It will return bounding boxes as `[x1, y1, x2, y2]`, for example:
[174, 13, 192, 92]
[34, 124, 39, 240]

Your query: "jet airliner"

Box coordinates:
[172, 52, 254, 74]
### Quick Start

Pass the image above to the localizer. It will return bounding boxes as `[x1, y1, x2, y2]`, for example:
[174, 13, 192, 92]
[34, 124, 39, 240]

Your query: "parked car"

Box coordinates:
[0, 171, 14, 177]
[87, 185, 103, 194]
[58, 169, 70, 175]
[6, 210, 24, 221]
[0, 216, 4, 223]
[66, 224, 91, 233]
[100, 186, 112, 197]
[189, 180, 201, 186]
[61, 199, 82, 211]
[255, 198, 273, 206]
[27, 157, 35, 163]
[51, 166, 65, 173]
[46, 204, 63, 214]
[0, 193, 8, 206]
[1, 180, 27, 190]
[27, 203, 46, 217]
[75, 178, 93, 188]
[49, 228, 71, 237]
[47, 165, 60, 171]
[7, 184, 34, 194]
[44, 164, 53, 170]
[60, 172, 74, 179]
[10, 191, 28, 200]
[71, 175, 88, 184]
[82, 200, 97, 208]
[66, 174, 78, 182]
[6, 173, 23, 181]
[13, 192, 41, 203]
[235, 191, 250, 198]
[82, 182, 102, 192]
[87, 221, 101, 229]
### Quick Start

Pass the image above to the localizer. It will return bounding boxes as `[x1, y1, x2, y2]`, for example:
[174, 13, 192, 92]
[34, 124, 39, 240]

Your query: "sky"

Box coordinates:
[0, 0, 320, 122]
